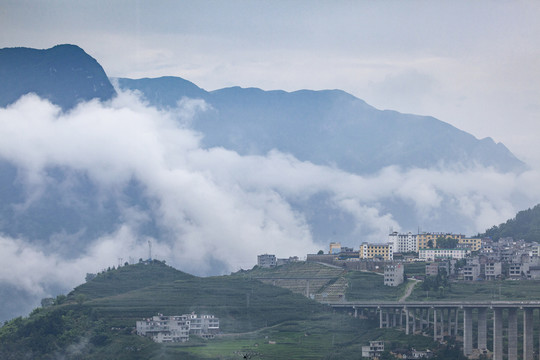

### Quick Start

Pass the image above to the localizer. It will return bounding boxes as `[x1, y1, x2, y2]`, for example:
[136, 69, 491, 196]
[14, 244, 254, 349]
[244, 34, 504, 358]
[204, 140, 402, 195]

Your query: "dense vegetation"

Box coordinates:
[481, 203, 540, 242]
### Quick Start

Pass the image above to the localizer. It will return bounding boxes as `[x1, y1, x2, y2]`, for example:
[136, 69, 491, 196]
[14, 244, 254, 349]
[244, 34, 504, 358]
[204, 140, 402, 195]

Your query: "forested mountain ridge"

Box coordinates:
[481, 204, 540, 242]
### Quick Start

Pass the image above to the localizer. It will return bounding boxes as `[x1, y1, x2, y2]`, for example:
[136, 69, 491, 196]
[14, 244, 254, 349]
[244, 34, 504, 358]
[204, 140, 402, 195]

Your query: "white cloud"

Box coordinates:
[1, 92, 540, 320]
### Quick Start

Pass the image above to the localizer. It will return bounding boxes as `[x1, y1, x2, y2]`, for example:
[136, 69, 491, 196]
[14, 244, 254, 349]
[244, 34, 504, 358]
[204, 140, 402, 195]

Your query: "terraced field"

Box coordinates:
[239, 261, 408, 303]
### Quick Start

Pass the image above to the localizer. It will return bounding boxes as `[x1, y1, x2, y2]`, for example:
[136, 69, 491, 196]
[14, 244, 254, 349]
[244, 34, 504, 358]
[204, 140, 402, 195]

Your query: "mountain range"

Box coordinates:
[0, 44, 533, 322]
[0, 45, 524, 174]
[117, 76, 524, 174]
[0, 44, 527, 249]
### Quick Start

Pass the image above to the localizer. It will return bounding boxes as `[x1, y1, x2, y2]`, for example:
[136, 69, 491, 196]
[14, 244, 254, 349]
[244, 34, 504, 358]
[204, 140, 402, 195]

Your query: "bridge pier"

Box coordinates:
[463, 308, 473, 356]
[433, 308, 438, 341]
[508, 308, 518, 360]
[434, 308, 443, 341]
[423, 308, 428, 332]
[524, 308, 533, 360]
[411, 308, 418, 334]
[477, 307, 487, 350]
[405, 308, 410, 335]
[493, 307, 503, 360]
[345, 302, 540, 360]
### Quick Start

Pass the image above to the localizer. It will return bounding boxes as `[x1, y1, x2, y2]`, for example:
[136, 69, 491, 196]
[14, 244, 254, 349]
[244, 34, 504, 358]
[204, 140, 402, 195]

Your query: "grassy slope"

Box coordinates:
[70, 260, 194, 300]
[237, 262, 409, 302]
[0, 261, 437, 359]
[237, 262, 346, 299]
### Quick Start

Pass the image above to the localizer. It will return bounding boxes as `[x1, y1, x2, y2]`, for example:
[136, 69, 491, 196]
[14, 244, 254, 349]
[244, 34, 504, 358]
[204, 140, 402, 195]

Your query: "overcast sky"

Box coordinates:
[1, 0, 540, 166]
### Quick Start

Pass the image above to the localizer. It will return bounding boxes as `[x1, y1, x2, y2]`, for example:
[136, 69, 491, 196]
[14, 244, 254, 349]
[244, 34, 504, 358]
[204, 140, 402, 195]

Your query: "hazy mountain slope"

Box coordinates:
[117, 77, 525, 174]
[0, 44, 116, 111]
[481, 204, 540, 242]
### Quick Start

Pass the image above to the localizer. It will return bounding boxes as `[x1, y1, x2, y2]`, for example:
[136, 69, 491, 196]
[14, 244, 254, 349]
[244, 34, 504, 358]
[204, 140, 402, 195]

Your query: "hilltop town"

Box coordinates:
[258, 231, 540, 288]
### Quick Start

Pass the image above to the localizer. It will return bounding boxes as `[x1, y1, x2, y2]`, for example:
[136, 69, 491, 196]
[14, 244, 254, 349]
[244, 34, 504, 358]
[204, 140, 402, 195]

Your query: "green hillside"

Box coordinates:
[482, 203, 540, 242]
[0, 261, 439, 359]
[239, 261, 411, 303]
[70, 260, 194, 300]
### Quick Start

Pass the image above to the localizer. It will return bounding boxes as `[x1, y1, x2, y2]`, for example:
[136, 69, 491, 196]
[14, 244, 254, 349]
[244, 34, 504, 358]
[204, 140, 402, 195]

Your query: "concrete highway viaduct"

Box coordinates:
[331, 301, 540, 360]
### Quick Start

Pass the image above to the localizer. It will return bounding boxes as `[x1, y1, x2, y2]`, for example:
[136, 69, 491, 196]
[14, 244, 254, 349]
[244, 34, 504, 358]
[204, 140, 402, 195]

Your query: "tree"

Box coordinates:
[317, 250, 324, 255]
[75, 294, 86, 306]
[54, 294, 67, 305]
[436, 237, 458, 249]
[427, 239, 434, 249]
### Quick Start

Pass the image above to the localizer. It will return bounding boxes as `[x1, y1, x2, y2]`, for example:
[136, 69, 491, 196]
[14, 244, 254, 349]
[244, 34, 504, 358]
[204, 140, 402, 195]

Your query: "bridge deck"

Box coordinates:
[329, 300, 540, 308]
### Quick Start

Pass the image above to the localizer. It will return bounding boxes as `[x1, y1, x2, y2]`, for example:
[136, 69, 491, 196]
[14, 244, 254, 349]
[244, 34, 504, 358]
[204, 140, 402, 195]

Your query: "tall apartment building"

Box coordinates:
[388, 231, 418, 253]
[359, 242, 394, 260]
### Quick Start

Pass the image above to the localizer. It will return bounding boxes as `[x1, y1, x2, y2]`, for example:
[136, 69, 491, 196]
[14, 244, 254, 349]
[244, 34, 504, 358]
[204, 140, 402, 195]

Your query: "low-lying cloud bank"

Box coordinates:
[0, 91, 539, 319]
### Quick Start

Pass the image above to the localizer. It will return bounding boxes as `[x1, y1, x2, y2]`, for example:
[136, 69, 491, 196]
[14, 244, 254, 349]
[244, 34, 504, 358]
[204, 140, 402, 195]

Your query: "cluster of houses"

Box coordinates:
[258, 231, 540, 285]
[136, 313, 219, 343]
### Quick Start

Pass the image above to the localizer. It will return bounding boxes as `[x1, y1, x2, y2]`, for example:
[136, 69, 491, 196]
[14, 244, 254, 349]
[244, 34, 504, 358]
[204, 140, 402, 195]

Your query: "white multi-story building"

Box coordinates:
[137, 314, 190, 343]
[389, 231, 418, 253]
[362, 341, 385, 358]
[485, 262, 502, 280]
[419, 248, 469, 261]
[136, 313, 219, 343]
[384, 264, 404, 286]
[187, 314, 220, 339]
[257, 254, 277, 268]
[509, 263, 529, 279]
[463, 264, 480, 281]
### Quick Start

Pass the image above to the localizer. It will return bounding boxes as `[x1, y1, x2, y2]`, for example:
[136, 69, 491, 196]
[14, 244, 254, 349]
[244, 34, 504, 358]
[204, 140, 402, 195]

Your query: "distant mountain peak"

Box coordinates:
[0, 44, 116, 110]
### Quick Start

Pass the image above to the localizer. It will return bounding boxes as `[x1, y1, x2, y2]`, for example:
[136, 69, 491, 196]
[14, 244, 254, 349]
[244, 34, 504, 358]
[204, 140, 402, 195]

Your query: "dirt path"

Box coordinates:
[399, 279, 420, 302]
[316, 262, 343, 270]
